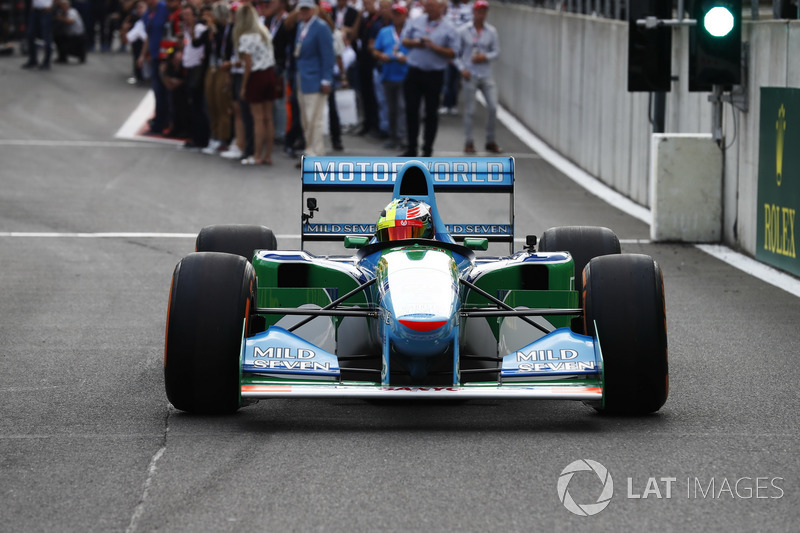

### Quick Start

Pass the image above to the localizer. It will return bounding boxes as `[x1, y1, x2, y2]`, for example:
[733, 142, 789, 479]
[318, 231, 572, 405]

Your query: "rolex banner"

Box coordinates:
[757, 88, 799, 276]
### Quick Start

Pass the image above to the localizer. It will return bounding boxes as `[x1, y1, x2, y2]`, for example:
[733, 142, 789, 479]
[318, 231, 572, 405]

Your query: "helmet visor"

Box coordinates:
[376, 219, 427, 241]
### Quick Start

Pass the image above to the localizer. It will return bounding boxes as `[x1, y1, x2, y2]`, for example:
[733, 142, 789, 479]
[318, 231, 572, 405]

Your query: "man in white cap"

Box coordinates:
[294, 0, 335, 162]
[456, 0, 501, 154]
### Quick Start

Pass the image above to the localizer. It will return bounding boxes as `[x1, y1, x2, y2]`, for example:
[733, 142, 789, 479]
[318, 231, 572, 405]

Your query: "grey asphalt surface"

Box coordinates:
[1, 52, 798, 532]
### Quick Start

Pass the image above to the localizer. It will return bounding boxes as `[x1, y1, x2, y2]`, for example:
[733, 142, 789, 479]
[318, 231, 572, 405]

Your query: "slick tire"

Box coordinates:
[583, 254, 668, 415]
[196, 224, 277, 262]
[538, 226, 620, 295]
[165, 252, 255, 414]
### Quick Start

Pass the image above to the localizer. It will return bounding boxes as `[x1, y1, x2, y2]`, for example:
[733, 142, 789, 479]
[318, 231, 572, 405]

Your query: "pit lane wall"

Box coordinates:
[492, 5, 800, 269]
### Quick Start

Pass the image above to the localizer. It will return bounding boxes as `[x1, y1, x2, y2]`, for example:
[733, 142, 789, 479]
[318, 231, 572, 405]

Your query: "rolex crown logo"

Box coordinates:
[776, 104, 786, 186]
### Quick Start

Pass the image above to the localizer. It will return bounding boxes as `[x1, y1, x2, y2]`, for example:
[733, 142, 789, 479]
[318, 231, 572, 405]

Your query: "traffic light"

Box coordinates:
[689, 0, 742, 91]
[628, 0, 672, 92]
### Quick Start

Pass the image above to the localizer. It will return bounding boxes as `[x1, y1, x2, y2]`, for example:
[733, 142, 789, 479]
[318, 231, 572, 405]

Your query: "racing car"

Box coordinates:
[164, 157, 668, 415]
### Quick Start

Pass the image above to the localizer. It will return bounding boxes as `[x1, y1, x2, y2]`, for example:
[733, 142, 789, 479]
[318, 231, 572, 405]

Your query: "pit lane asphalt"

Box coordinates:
[1, 52, 798, 532]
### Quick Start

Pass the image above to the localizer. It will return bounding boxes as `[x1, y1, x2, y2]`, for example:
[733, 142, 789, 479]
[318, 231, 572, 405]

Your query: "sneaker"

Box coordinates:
[398, 149, 417, 157]
[448, 107, 458, 115]
[438, 106, 449, 115]
[220, 145, 243, 159]
[464, 142, 476, 154]
[202, 139, 221, 155]
[485, 142, 503, 154]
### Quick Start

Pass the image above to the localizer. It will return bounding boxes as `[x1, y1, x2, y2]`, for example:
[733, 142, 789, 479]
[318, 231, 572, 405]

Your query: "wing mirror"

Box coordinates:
[463, 238, 489, 251]
[345, 235, 370, 249]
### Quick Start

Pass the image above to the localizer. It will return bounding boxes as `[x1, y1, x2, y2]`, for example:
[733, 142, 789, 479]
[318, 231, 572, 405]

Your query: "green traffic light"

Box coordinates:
[703, 6, 735, 37]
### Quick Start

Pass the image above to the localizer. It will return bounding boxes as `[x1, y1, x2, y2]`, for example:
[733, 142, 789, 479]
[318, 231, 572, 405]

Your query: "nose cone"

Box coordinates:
[376, 247, 460, 358]
[392, 315, 455, 358]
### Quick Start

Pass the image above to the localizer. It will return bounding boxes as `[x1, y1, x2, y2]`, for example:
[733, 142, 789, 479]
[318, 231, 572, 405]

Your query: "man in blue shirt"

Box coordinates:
[137, 0, 170, 135]
[399, 0, 459, 157]
[294, 0, 335, 160]
[372, 3, 409, 150]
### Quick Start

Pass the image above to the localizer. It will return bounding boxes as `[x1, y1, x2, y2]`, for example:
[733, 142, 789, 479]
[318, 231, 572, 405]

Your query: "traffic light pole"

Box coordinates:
[710, 85, 724, 144]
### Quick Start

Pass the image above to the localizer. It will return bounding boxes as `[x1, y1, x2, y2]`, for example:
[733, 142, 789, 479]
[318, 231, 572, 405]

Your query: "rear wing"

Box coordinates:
[300, 156, 515, 251]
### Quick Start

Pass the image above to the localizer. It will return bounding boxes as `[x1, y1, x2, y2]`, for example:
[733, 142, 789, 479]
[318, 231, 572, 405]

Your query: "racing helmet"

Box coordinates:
[376, 198, 434, 241]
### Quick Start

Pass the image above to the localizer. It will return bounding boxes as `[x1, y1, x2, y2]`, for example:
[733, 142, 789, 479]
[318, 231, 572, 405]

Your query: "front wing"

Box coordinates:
[238, 326, 605, 405]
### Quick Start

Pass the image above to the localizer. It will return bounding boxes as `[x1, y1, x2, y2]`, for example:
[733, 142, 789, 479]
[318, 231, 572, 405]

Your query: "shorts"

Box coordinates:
[245, 67, 277, 103]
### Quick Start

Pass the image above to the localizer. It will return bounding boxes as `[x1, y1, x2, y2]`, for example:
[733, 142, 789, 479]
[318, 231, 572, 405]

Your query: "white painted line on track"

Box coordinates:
[0, 232, 302, 240]
[0, 232, 196, 238]
[492, 98, 800, 298]
[697, 245, 800, 298]
[0, 140, 164, 148]
[115, 89, 155, 140]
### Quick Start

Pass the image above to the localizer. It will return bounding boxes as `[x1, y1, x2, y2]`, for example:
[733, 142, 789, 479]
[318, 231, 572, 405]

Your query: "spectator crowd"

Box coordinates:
[23, 0, 503, 161]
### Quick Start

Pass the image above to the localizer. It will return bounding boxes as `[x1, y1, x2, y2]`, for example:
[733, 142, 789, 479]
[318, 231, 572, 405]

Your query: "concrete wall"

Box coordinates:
[491, 5, 800, 258]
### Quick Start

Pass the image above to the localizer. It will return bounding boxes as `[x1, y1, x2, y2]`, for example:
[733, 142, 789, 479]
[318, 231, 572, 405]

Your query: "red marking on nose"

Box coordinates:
[399, 320, 447, 332]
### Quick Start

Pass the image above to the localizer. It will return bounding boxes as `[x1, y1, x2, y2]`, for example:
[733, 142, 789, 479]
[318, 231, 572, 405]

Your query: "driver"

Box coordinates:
[375, 198, 434, 241]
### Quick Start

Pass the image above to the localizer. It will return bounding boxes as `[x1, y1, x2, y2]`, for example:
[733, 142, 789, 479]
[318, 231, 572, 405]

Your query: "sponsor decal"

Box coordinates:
[304, 158, 513, 186]
[519, 362, 596, 372]
[253, 347, 316, 359]
[516, 349, 580, 361]
[763, 203, 796, 258]
[252, 360, 331, 371]
[502, 330, 599, 377]
[244, 328, 340, 376]
[447, 224, 512, 235]
[303, 223, 377, 235]
[757, 88, 800, 275]
[303, 223, 511, 236]
[250, 346, 332, 371]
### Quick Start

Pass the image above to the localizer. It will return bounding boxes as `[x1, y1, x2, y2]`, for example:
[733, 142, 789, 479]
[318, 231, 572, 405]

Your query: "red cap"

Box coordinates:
[320, 1, 332, 12]
[473, 0, 488, 9]
[392, 3, 407, 13]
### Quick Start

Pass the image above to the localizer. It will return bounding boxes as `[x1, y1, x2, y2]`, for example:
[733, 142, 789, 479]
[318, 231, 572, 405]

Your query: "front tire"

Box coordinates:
[165, 252, 254, 414]
[583, 254, 668, 414]
[196, 224, 277, 262]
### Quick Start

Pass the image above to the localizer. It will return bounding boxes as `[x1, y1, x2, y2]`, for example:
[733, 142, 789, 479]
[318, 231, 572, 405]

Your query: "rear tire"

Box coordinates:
[165, 252, 254, 414]
[583, 254, 668, 415]
[538, 226, 620, 294]
[196, 224, 277, 262]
